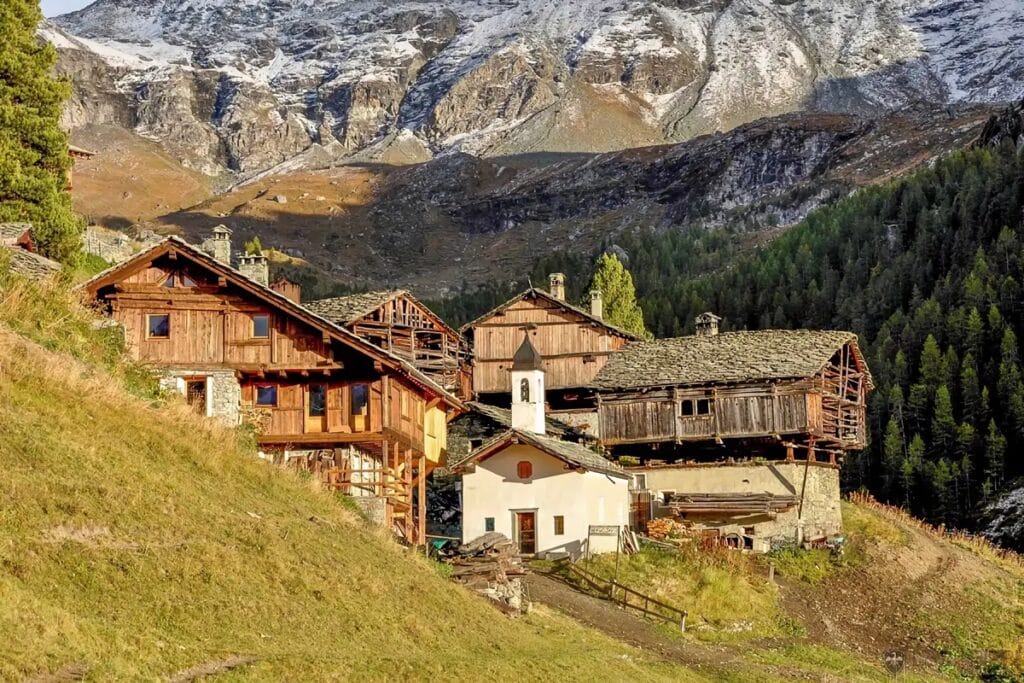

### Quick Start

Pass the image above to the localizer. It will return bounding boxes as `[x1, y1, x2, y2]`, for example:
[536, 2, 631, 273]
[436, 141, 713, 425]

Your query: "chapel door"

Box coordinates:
[516, 512, 537, 555]
[306, 384, 327, 433]
[185, 378, 207, 416]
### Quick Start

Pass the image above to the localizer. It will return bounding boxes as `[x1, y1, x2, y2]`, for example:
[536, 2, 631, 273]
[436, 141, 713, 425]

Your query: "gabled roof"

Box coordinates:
[81, 237, 463, 410]
[306, 289, 463, 340]
[305, 290, 406, 324]
[449, 428, 626, 478]
[464, 401, 582, 441]
[591, 330, 873, 391]
[460, 287, 640, 341]
[68, 144, 96, 157]
[0, 223, 33, 245]
[6, 247, 61, 279]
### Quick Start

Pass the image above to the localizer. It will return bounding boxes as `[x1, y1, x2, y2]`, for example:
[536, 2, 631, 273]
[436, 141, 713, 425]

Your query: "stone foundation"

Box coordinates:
[635, 461, 842, 552]
[158, 369, 241, 426]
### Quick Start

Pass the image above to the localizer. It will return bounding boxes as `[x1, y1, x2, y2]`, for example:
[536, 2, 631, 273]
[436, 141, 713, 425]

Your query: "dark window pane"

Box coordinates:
[351, 384, 369, 414]
[256, 385, 277, 406]
[697, 399, 712, 415]
[484, 517, 495, 532]
[309, 384, 326, 417]
[180, 273, 197, 287]
[148, 314, 170, 338]
[252, 315, 270, 338]
[681, 400, 694, 416]
[162, 274, 175, 288]
[554, 515, 565, 535]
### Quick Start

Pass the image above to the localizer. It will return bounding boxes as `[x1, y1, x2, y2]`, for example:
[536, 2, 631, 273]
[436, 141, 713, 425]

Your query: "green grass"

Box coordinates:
[580, 547, 784, 643]
[0, 276, 702, 681]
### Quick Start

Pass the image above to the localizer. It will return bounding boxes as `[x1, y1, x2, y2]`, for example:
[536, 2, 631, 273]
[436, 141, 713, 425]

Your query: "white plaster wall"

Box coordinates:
[462, 443, 630, 556]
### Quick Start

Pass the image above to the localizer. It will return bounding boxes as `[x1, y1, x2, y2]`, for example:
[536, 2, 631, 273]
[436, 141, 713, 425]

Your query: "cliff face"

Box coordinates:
[46, 0, 1024, 176]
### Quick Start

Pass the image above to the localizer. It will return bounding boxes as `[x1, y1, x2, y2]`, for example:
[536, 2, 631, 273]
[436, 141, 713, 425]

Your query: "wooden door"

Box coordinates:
[185, 378, 207, 416]
[305, 384, 327, 433]
[516, 512, 537, 555]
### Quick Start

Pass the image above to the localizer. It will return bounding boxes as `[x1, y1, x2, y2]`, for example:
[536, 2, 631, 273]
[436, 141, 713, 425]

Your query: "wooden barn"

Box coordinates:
[591, 317, 872, 462]
[462, 273, 638, 420]
[306, 290, 470, 399]
[82, 235, 463, 545]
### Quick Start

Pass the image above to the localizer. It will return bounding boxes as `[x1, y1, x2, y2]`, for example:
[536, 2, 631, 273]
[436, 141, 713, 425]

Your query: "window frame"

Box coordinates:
[484, 517, 495, 533]
[251, 314, 271, 339]
[255, 384, 278, 407]
[308, 383, 327, 417]
[146, 313, 171, 340]
[553, 515, 565, 536]
[351, 383, 369, 416]
[680, 397, 714, 418]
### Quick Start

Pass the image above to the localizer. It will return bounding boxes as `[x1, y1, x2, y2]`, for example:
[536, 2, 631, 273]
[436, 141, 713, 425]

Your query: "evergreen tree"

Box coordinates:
[930, 385, 957, 457]
[586, 253, 651, 339]
[882, 417, 905, 500]
[0, 0, 81, 263]
[983, 419, 1007, 495]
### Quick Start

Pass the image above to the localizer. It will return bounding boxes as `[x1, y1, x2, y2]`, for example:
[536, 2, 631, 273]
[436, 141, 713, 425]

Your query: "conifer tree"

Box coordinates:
[586, 253, 651, 339]
[931, 385, 957, 456]
[984, 419, 1006, 495]
[0, 0, 82, 263]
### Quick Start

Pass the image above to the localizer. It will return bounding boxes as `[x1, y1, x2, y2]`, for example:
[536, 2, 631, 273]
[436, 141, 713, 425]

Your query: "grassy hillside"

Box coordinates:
[0, 273, 696, 681]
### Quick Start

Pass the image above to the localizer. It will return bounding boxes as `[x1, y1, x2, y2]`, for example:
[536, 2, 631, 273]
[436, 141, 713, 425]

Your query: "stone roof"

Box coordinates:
[591, 329, 871, 390]
[0, 223, 32, 244]
[450, 428, 626, 478]
[461, 287, 640, 340]
[305, 290, 406, 324]
[6, 247, 61, 279]
[465, 401, 579, 441]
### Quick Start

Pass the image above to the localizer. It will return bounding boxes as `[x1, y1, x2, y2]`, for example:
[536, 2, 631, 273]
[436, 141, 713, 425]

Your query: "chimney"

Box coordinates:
[695, 312, 721, 337]
[271, 277, 302, 304]
[510, 332, 546, 435]
[208, 225, 232, 265]
[238, 252, 269, 287]
[590, 289, 603, 320]
[549, 272, 566, 301]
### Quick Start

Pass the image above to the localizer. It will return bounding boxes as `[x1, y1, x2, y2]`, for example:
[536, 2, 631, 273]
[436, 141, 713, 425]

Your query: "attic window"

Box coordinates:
[517, 461, 533, 479]
[147, 314, 170, 339]
[252, 315, 270, 338]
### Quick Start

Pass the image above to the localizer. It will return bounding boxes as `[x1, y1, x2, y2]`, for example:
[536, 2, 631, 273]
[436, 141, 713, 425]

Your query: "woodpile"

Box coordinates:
[450, 533, 529, 614]
[667, 492, 799, 514]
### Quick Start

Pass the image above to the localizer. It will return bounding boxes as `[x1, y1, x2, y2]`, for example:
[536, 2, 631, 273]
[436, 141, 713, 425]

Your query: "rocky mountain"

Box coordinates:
[136, 104, 990, 292]
[47, 0, 1024, 176]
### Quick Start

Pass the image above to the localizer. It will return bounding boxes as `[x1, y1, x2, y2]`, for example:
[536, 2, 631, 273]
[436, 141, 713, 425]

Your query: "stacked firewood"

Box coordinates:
[450, 532, 529, 614]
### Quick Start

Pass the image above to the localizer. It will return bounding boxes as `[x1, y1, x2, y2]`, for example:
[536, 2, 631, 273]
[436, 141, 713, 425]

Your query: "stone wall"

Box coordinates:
[158, 369, 241, 426]
[637, 462, 842, 552]
[549, 409, 601, 439]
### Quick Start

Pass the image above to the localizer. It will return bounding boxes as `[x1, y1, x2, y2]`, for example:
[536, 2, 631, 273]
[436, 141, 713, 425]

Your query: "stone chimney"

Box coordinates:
[695, 312, 722, 337]
[549, 272, 566, 301]
[510, 332, 546, 435]
[207, 225, 232, 265]
[238, 252, 269, 287]
[590, 289, 603, 320]
[271, 278, 301, 304]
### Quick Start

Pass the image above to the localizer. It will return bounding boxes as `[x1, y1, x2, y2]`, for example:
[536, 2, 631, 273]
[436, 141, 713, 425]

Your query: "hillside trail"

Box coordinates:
[524, 573, 809, 680]
[776, 519, 968, 670]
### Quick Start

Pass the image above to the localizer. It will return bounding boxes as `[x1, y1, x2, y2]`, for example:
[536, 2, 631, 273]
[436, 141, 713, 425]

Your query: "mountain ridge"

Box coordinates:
[47, 0, 1024, 176]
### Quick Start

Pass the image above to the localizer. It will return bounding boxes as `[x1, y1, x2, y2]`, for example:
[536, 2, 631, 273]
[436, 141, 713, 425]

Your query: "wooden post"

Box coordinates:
[768, 561, 776, 583]
[417, 454, 426, 547]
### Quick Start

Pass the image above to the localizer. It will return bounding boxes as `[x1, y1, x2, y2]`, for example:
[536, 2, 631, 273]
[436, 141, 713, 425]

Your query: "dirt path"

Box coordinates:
[776, 523, 963, 670]
[525, 573, 813, 679]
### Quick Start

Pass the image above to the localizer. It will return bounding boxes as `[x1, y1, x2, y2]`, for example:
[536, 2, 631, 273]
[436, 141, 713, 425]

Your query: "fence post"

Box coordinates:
[768, 561, 776, 583]
[680, 613, 686, 633]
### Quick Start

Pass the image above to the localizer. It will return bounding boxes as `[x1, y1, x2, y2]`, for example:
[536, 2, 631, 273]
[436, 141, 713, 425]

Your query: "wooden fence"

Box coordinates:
[567, 562, 688, 632]
[847, 491, 1024, 568]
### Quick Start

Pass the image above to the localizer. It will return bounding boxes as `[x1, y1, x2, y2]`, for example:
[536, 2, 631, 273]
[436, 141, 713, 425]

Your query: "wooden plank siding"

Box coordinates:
[600, 383, 816, 446]
[471, 298, 630, 394]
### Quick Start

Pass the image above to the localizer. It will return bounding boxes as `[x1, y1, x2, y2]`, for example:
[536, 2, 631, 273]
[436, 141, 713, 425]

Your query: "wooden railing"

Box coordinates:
[567, 562, 688, 632]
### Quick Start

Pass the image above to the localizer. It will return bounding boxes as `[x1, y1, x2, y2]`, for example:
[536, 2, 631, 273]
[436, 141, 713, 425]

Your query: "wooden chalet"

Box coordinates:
[591, 320, 873, 462]
[462, 273, 638, 411]
[67, 144, 96, 191]
[306, 290, 470, 399]
[82, 236, 463, 545]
